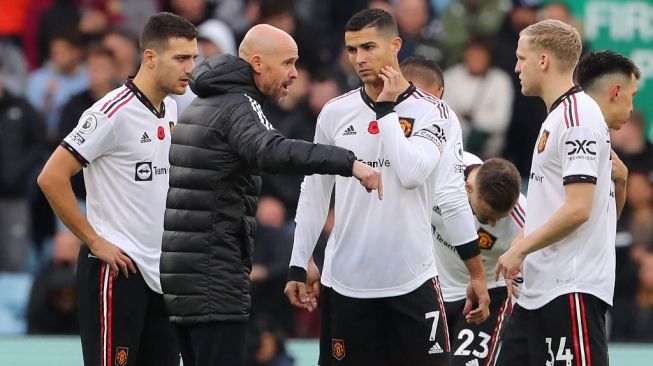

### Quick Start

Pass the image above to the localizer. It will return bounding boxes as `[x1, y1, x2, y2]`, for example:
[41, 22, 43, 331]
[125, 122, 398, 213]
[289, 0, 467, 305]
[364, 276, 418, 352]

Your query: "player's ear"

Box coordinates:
[610, 84, 621, 102]
[465, 179, 473, 194]
[391, 36, 402, 54]
[143, 49, 156, 69]
[539, 53, 549, 71]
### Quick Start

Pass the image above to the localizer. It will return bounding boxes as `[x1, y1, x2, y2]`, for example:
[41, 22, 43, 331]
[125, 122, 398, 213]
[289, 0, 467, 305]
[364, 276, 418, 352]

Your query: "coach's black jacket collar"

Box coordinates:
[360, 83, 416, 111]
[549, 85, 582, 113]
[190, 54, 265, 105]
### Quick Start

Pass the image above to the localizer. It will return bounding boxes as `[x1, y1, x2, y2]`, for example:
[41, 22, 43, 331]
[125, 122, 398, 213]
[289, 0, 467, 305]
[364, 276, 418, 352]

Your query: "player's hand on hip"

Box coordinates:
[377, 66, 403, 103]
[284, 280, 318, 312]
[464, 277, 490, 324]
[88, 236, 137, 279]
[352, 160, 383, 200]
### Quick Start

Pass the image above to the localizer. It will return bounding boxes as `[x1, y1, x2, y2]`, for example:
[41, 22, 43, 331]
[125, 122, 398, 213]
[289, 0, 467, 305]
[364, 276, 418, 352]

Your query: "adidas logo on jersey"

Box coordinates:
[428, 342, 443, 354]
[465, 359, 479, 366]
[343, 125, 356, 136]
[140, 132, 151, 143]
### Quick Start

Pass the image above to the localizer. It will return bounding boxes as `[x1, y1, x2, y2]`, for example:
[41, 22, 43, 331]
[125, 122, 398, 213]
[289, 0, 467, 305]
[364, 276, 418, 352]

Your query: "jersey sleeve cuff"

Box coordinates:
[287, 265, 307, 283]
[456, 238, 481, 260]
[61, 141, 89, 167]
[563, 174, 597, 185]
[374, 102, 395, 120]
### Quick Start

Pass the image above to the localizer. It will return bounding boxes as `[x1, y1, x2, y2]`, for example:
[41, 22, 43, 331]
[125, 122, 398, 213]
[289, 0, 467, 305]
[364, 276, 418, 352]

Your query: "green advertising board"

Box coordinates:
[566, 0, 653, 140]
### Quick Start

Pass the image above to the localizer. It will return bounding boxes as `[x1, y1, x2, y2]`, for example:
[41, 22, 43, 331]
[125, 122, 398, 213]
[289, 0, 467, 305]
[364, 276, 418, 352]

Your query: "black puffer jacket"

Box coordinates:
[161, 54, 355, 324]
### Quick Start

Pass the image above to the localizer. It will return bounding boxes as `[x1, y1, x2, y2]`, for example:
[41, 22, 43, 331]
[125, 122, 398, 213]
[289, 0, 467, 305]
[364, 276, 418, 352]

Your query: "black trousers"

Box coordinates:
[174, 321, 247, 366]
[77, 245, 179, 366]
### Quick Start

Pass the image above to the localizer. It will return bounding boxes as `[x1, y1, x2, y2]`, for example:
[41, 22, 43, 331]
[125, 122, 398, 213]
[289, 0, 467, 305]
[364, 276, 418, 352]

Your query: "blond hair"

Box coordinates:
[520, 19, 582, 71]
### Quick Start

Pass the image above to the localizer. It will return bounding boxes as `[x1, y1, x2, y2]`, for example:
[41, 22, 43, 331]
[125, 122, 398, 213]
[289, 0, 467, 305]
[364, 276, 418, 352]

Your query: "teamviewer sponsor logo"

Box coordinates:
[135, 162, 152, 181]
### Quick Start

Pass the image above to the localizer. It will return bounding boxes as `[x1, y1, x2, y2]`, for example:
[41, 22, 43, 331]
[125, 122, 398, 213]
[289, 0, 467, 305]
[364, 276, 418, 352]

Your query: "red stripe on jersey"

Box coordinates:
[569, 294, 582, 366]
[484, 298, 512, 366]
[100, 87, 129, 113]
[510, 211, 524, 228]
[323, 88, 359, 108]
[431, 278, 450, 352]
[107, 93, 136, 118]
[107, 271, 113, 366]
[571, 93, 581, 126]
[99, 264, 105, 366]
[563, 99, 570, 128]
[579, 294, 592, 366]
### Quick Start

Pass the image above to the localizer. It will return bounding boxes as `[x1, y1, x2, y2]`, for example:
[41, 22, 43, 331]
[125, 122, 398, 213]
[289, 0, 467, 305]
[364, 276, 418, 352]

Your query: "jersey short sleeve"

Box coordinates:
[558, 126, 600, 185]
[62, 111, 116, 167]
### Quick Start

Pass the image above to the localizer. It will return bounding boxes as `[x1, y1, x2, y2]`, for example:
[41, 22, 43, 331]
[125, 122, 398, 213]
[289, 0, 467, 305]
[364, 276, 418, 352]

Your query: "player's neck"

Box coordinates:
[541, 74, 576, 112]
[132, 72, 166, 112]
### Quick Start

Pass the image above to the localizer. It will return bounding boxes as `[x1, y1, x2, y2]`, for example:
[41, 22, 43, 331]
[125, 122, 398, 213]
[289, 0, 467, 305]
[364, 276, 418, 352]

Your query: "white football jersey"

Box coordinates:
[432, 152, 526, 302]
[290, 86, 477, 298]
[62, 80, 177, 293]
[519, 87, 615, 309]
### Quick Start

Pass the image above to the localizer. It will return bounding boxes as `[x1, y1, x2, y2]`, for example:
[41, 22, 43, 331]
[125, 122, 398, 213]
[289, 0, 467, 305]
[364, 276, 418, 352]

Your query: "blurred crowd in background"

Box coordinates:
[0, 0, 651, 363]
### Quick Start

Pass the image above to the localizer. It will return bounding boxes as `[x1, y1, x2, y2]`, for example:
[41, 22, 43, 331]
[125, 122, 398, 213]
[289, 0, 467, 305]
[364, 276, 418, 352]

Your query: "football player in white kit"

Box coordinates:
[286, 8, 490, 366]
[495, 20, 617, 366]
[38, 13, 198, 366]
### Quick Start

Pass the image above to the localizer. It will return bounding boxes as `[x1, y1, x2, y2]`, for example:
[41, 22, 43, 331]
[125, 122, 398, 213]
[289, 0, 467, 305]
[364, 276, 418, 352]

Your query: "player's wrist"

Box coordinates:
[287, 265, 307, 283]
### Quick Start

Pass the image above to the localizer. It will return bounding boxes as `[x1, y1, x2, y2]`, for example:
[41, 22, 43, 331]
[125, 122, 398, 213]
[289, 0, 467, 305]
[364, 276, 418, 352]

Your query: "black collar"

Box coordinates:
[359, 84, 416, 111]
[125, 78, 166, 118]
[550, 85, 582, 113]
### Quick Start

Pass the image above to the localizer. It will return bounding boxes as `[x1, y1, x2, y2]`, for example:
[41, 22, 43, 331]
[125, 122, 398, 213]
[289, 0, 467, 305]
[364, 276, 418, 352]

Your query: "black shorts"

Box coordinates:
[319, 278, 450, 366]
[77, 245, 179, 366]
[174, 321, 246, 366]
[496, 292, 609, 366]
[444, 287, 512, 366]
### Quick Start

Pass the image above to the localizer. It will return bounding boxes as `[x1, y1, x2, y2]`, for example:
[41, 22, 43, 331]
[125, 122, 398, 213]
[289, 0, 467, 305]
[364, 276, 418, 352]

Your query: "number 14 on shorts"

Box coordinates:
[545, 337, 573, 366]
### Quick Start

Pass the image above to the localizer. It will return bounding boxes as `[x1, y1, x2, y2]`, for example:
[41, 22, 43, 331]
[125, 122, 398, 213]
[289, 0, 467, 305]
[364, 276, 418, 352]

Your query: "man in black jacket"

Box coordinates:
[161, 24, 382, 366]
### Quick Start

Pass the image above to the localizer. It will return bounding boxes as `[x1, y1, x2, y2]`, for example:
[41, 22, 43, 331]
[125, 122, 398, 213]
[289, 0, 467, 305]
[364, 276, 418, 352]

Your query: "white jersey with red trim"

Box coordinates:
[290, 86, 478, 298]
[519, 87, 615, 309]
[62, 81, 177, 293]
[431, 152, 526, 302]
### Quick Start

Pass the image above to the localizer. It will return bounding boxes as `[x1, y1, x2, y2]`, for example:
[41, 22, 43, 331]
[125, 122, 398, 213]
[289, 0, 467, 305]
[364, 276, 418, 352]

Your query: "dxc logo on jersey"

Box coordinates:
[565, 140, 596, 156]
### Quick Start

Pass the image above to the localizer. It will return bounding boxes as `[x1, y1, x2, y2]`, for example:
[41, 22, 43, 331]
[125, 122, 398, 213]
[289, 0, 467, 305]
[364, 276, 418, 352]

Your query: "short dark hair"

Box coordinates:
[345, 8, 398, 36]
[400, 55, 444, 89]
[139, 12, 198, 52]
[86, 44, 114, 60]
[475, 158, 521, 214]
[50, 28, 86, 49]
[576, 50, 641, 91]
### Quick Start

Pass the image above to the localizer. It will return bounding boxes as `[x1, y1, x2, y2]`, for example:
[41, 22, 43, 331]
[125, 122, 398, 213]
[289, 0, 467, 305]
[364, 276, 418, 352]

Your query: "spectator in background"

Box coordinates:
[102, 29, 139, 83]
[260, 66, 315, 218]
[0, 40, 29, 96]
[495, 0, 546, 180]
[394, 0, 436, 61]
[444, 38, 513, 157]
[611, 249, 653, 342]
[26, 260, 78, 334]
[611, 110, 653, 175]
[440, 0, 511, 67]
[26, 29, 88, 146]
[173, 18, 237, 115]
[251, 196, 296, 336]
[246, 318, 294, 366]
[35, 0, 80, 67]
[168, 0, 214, 25]
[0, 61, 47, 273]
[330, 46, 361, 92]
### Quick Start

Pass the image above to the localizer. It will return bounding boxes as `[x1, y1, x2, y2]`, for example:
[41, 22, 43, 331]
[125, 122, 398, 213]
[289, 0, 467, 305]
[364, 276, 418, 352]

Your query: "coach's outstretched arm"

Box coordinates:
[226, 102, 383, 198]
[38, 147, 136, 278]
[375, 66, 443, 189]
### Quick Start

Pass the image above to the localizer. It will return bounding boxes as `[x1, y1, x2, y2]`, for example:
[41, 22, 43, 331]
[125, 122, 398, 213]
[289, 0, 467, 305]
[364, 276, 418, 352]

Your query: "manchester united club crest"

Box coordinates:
[537, 130, 550, 154]
[115, 347, 129, 366]
[398, 117, 415, 137]
[477, 228, 497, 250]
[333, 339, 346, 360]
